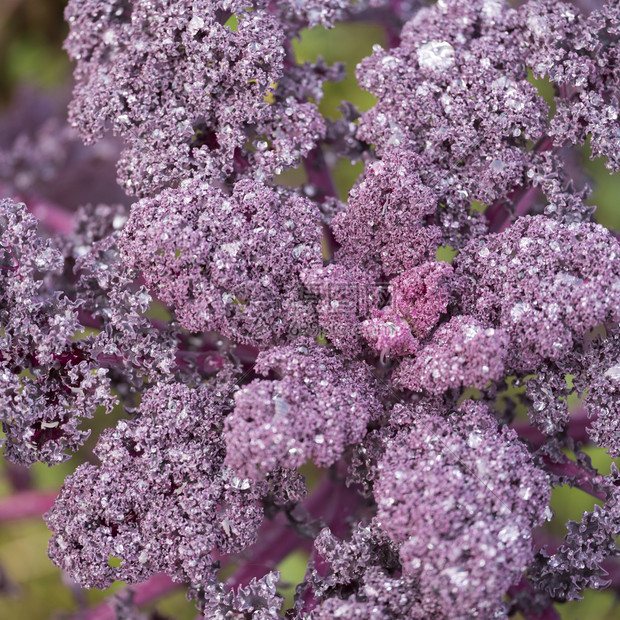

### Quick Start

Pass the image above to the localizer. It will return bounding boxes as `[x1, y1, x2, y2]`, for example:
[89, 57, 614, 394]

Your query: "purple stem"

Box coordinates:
[282, 37, 340, 263]
[296, 482, 362, 615]
[347, 1, 403, 48]
[225, 476, 341, 590]
[0, 490, 56, 522]
[512, 408, 592, 449]
[74, 478, 354, 620]
[303, 147, 338, 202]
[385, 0, 404, 48]
[508, 578, 561, 620]
[302, 146, 339, 262]
[498, 185, 541, 232]
[605, 562, 620, 591]
[541, 455, 606, 501]
[27, 196, 76, 234]
[486, 135, 555, 232]
[70, 574, 178, 620]
[0, 183, 75, 234]
[4, 461, 33, 492]
[525, 605, 562, 620]
[487, 184, 541, 233]
[77, 309, 259, 373]
[223, 514, 314, 591]
[0, 188, 74, 235]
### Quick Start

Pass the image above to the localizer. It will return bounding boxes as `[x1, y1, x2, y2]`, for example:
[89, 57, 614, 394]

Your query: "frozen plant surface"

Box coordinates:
[0, 0, 620, 618]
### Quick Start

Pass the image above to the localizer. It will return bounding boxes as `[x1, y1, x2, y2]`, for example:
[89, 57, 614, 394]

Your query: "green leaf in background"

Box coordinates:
[292, 22, 384, 120]
[277, 550, 311, 613]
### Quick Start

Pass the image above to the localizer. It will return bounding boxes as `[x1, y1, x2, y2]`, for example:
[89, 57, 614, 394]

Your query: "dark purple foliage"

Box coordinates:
[0, 0, 619, 617]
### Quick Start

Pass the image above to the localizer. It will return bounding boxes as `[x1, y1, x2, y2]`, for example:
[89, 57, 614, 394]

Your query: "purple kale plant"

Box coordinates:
[1, 0, 620, 618]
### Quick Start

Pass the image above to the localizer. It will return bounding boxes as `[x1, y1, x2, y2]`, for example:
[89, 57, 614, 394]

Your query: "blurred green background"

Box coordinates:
[0, 1, 619, 619]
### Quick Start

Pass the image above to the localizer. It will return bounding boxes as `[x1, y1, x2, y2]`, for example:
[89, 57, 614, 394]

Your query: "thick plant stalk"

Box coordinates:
[0, 491, 56, 522]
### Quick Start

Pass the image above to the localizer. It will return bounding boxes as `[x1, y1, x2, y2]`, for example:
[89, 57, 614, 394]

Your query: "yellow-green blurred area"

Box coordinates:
[1, 1, 620, 619]
[0, 0, 68, 100]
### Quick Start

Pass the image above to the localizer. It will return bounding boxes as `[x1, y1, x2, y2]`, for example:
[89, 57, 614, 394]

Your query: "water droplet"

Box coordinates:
[113, 213, 127, 229]
[188, 15, 205, 35]
[498, 524, 520, 543]
[510, 302, 529, 322]
[103, 29, 118, 45]
[417, 41, 455, 73]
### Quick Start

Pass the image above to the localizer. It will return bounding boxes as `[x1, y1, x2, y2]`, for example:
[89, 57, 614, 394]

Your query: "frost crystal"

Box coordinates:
[417, 40, 455, 72]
